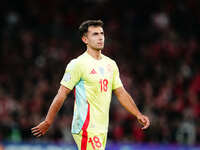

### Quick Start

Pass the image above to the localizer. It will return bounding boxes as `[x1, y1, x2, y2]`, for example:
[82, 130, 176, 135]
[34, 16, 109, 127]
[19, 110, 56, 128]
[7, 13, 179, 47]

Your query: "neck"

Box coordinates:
[86, 48, 102, 60]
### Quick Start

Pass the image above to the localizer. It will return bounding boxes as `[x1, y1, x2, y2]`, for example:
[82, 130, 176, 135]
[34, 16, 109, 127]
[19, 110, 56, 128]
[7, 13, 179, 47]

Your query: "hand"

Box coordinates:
[31, 120, 50, 137]
[137, 114, 150, 130]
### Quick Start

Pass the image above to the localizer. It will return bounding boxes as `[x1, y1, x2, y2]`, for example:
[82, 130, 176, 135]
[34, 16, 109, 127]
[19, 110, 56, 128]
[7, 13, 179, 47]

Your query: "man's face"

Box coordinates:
[82, 26, 105, 51]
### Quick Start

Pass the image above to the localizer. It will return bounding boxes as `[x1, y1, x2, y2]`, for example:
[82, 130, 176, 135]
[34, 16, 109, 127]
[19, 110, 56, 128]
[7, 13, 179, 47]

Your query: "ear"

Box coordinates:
[82, 36, 88, 44]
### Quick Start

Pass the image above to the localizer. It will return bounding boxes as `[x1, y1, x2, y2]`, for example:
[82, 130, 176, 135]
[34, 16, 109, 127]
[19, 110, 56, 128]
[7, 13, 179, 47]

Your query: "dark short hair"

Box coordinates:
[79, 20, 104, 38]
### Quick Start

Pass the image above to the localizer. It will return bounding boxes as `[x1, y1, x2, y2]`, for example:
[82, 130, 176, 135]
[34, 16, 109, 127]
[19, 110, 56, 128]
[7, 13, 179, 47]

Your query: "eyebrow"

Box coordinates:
[92, 31, 104, 35]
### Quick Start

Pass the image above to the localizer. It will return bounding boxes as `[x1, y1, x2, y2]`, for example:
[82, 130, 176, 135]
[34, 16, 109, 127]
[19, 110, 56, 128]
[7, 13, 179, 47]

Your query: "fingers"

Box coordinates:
[31, 121, 50, 138]
[33, 131, 42, 137]
[36, 132, 43, 137]
[140, 117, 146, 124]
[141, 116, 150, 130]
[31, 126, 39, 132]
[31, 126, 44, 137]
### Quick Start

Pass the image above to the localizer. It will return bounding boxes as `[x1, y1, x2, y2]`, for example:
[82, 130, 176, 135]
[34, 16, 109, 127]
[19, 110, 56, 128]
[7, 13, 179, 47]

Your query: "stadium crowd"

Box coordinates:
[0, 0, 200, 145]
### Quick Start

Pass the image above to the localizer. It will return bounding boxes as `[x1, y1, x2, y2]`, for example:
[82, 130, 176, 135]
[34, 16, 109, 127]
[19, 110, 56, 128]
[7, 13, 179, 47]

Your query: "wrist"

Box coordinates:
[136, 112, 143, 118]
[44, 120, 52, 126]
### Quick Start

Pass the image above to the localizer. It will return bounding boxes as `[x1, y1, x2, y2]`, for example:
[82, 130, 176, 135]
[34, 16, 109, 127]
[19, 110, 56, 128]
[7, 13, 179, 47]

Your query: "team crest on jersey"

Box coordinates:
[107, 64, 112, 72]
[63, 72, 71, 82]
[99, 67, 104, 76]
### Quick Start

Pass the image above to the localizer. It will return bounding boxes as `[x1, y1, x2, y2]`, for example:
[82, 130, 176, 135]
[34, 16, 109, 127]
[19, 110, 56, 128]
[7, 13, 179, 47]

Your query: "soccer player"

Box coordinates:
[31, 20, 150, 150]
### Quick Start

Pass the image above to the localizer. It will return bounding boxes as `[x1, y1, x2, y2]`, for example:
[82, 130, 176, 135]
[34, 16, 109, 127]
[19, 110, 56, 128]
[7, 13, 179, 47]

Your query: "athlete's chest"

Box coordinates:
[81, 61, 114, 86]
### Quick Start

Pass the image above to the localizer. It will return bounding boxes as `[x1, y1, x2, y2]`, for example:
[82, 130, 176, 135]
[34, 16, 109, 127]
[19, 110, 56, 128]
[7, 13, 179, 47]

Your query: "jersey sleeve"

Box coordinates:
[60, 59, 81, 90]
[112, 61, 123, 90]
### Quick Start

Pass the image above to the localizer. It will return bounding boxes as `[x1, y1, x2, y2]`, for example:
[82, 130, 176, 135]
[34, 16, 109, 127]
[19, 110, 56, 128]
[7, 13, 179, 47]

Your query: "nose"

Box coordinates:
[99, 34, 104, 41]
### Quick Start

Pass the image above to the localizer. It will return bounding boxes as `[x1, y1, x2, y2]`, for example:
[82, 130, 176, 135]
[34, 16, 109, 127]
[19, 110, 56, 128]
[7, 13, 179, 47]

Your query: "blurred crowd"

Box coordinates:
[0, 0, 200, 145]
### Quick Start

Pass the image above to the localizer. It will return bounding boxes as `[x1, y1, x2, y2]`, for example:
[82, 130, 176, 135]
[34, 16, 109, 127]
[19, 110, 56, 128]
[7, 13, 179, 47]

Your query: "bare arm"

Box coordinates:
[31, 85, 71, 137]
[45, 85, 71, 124]
[114, 86, 150, 129]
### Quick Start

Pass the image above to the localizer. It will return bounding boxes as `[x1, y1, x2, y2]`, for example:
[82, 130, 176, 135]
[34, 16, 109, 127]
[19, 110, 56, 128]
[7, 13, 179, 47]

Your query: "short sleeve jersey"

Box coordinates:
[60, 52, 123, 134]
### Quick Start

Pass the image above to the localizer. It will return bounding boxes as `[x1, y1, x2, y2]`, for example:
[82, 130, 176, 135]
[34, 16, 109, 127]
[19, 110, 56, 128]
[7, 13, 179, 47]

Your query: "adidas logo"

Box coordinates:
[90, 69, 97, 74]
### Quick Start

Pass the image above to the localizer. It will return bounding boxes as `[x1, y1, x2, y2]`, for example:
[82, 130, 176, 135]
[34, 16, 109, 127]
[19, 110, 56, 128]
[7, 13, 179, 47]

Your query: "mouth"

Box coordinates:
[98, 43, 103, 46]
